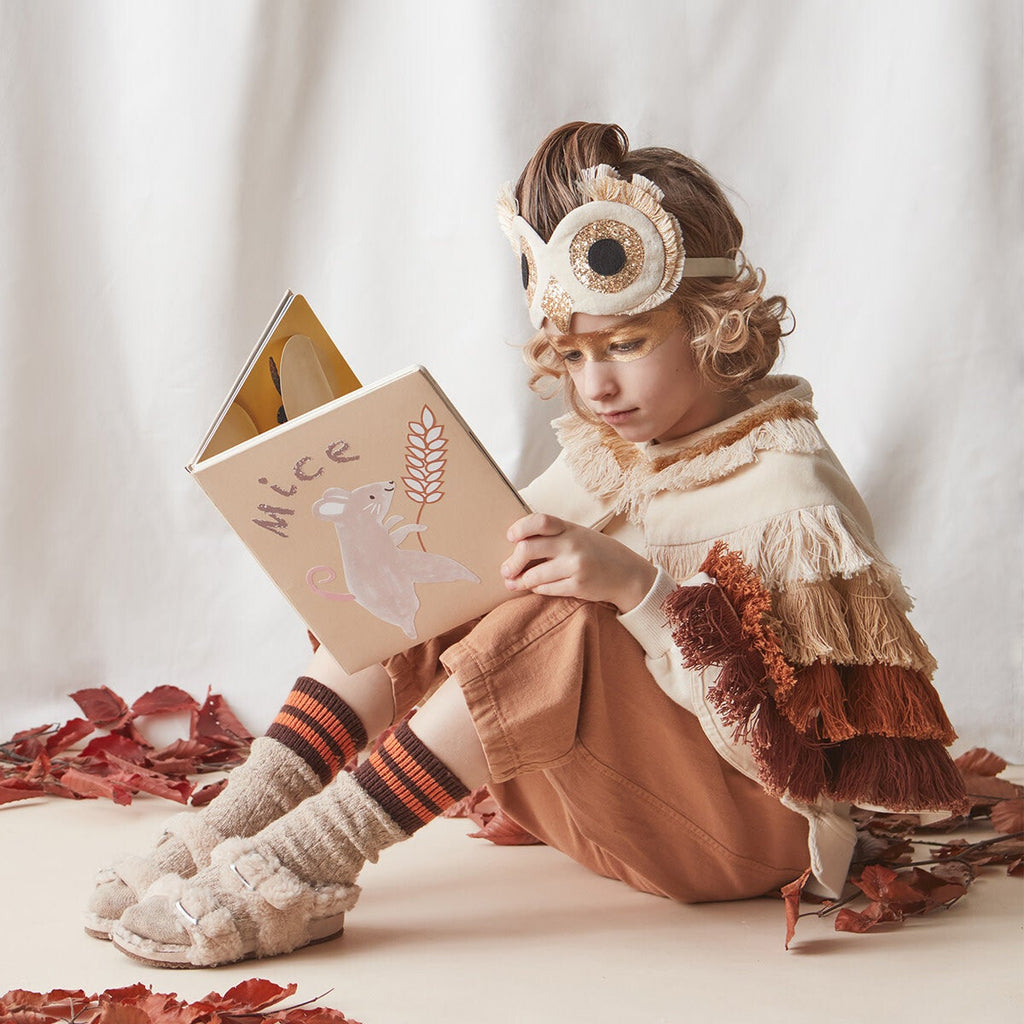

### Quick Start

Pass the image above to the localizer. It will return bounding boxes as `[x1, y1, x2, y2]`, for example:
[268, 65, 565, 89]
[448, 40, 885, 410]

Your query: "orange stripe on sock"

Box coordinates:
[369, 742, 436, 825]
[387, 743, 458, 807]
[279, 693, 358, 761]
[273, 712, 343, 773]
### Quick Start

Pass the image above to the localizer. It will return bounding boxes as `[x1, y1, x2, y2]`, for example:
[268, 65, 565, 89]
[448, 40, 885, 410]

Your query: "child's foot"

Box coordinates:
[110, 838, 359, 968]
[84, 734, 325, 939]
[110, 725, 465, 967]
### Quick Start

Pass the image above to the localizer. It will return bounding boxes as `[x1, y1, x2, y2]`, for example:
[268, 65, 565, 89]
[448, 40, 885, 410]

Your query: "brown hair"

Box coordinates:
[515, 122, 792, 406]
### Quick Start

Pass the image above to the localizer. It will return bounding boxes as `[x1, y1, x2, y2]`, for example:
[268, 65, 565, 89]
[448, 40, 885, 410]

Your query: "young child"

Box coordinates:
[90, 121, 967, 968]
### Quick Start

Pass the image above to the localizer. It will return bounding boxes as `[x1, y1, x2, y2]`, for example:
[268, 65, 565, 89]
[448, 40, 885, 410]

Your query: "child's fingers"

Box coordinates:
[506, 513, 566, 543]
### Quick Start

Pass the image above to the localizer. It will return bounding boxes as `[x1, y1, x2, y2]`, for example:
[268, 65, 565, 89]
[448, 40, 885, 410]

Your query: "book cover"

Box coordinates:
[188, 293, 529, 673]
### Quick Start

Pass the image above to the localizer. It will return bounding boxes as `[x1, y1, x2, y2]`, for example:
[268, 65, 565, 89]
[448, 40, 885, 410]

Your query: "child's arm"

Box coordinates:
[501, 512, 657, 614]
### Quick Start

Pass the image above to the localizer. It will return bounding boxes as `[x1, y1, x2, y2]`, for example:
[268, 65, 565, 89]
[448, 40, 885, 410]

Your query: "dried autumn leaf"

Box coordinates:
[192, 690, 253, 744]
[44, 717, 95, 756]
[80, 732, 149, 765]
[59, 767, 133, 805]
[990, 798, 1024, 835]
[0, 779, 45, 806]
[190, 778, 228, 806]
[146, 738, 210, 776]
[203, 978, 298, 1012]
[834, 902, 898, 933]
[70, 686, 133, 729]
[469, 809, 543, 846]
[781, 867, 812, 949]
[131, 685, 201, 717]
[954, 747, 1008, 777]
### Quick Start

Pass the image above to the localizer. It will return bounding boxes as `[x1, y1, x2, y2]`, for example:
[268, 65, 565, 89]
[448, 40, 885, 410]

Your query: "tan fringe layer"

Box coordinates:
[773, 574, 936, 674]
[553, 384, 824, 522]
[663, 542, 967, 813]
[650, 505, 902, 592]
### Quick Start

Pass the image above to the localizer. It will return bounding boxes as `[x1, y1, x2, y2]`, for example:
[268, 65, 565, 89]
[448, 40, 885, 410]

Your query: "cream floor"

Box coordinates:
[1, 795, 1022, 1023]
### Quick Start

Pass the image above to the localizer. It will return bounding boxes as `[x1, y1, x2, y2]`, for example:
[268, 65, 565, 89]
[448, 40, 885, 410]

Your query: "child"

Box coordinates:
[90, 121, 967, 968]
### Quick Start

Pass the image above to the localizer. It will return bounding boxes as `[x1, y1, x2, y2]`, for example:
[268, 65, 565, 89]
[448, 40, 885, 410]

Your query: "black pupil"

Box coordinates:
[521, 252, 530, 289]
[587, 238, 627, 276]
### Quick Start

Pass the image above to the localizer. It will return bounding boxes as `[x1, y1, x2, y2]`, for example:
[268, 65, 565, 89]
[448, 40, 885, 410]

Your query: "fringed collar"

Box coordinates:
[554, 375, 824, 523]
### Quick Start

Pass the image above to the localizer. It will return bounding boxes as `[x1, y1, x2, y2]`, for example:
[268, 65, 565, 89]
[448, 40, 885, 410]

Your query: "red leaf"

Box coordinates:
[0, 779, 45, 806]
[834, 903, 898, 933]
[146, 738, 210, 775]
[131, 686, 200, 717]
[70, 686, 133, 729]
[200, 979, 297, 1012]
[99, 760, 193, 804]
[191, 690, 252, 744]
[44, 717, 95, 755]
[468, 809, 544, 846]
[9, 724, 53, 759]
[80, 733, 149, 765]
[60, 768, 133, 805]
[190, 778, 228, 806]
[954, 747, 1008, 777]
[781, 867, 812, 949]
[990, 798, 1024, 835]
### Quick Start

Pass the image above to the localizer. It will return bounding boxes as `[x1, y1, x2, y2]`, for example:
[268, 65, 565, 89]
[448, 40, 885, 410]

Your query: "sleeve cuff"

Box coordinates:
[617, 568, 714, 657]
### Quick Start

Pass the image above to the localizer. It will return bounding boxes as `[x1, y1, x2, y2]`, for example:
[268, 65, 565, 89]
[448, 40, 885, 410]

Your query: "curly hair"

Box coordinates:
[514, 122, 792, 404]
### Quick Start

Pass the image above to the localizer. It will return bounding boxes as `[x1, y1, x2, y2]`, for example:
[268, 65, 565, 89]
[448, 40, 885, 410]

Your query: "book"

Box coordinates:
[187, 291, 530, 673]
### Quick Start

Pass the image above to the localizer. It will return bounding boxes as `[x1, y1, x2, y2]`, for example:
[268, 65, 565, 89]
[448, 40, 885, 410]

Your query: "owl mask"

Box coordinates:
[498, 164, 736, 333]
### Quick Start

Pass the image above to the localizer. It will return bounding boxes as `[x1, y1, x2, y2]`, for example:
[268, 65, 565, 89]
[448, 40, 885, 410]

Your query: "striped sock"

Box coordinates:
[266, 677, 368, 784]
[352, 720, 469, 835]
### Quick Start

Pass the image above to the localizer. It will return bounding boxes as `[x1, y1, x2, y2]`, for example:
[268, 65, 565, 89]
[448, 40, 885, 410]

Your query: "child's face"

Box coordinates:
[545, 310, 733, 444]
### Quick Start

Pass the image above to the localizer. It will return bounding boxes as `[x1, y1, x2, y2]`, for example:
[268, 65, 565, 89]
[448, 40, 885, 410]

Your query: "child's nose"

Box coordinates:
[580, 360, 619, 401]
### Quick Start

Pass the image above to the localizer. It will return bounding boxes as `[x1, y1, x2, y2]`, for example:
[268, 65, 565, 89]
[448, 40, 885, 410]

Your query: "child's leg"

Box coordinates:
[111, 675, 485, 968]
[86, 647, 395, 938]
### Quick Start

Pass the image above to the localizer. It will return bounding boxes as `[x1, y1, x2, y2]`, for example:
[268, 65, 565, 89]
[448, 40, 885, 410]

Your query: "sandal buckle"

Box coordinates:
[175, 899, 199, 927]
[230, 861, 256, 891]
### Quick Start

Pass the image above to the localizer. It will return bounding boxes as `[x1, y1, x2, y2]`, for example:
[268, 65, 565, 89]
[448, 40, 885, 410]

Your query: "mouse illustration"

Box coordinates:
[309, 480, 479, 638]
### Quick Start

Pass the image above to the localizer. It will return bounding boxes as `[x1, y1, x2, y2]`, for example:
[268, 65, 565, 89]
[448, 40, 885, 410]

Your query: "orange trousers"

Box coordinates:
[385, 594, 809, 903]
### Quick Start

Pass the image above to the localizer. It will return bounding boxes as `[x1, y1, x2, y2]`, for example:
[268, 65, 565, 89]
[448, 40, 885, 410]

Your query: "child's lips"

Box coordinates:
[600, 408, 638, 425]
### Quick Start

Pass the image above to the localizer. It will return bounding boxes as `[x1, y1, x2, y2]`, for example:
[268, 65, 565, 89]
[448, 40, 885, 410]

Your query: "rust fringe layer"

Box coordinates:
[663, 542, 968, 814]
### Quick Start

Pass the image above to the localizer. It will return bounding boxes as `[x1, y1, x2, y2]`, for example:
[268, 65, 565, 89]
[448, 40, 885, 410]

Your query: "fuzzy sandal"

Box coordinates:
[110, 838, 359, 968]
[84, 811, 228, 940]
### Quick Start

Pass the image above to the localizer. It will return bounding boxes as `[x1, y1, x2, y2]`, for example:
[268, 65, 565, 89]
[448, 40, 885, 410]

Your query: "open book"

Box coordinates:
[188, 292, 530, 673]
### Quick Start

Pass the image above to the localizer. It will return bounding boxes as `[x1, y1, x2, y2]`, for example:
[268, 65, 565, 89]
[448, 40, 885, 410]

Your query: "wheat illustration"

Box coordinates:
[404, 405, 447, 551]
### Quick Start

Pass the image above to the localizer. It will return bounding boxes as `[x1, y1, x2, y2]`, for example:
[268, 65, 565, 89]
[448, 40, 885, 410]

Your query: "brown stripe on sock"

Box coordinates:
[353, 721, 469, 835]
[266, 677, 368, 784]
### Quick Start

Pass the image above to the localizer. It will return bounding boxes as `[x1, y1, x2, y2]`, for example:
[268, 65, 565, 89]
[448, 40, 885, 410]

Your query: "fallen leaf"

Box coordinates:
[954, 747, 1008, 776]
[70, 686, 133, 729]
[990, 798, 1024, 835]
[190, 778, 228, 806]
[191, 690, 253, 744]
[834, 902, 899, 933]
[59, 767, 133, 805]
[44, 717, 95, 756]
[781, 867, 812, 949]
[131, 686, 200, 717]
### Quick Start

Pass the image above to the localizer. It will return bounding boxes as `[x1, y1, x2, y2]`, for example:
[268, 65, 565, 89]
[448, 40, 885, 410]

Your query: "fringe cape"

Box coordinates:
[533, 376, 967, 817]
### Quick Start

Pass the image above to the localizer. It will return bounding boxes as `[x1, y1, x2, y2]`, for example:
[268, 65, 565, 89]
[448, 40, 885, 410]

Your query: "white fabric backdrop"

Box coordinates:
[1, 0, 1020, 758]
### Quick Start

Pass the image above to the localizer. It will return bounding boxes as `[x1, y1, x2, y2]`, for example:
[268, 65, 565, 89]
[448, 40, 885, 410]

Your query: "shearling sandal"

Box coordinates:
[84, 811, 227, 940]
[110, 838, 359, 968]
[85, 735, 327, 940]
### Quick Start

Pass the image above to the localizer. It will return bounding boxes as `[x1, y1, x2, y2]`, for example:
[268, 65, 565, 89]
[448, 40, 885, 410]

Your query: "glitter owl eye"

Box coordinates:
[587, 237, 627, 276]
[569, 219, 644, 293]
[519, 237, 537, 302]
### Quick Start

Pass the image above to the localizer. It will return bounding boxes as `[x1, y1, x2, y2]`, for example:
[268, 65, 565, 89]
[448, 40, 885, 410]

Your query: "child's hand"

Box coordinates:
[501, 513, 658, 613]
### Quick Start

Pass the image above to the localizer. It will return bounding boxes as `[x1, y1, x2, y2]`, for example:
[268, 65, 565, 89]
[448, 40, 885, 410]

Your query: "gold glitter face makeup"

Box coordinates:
[545, 306, 681, 365]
